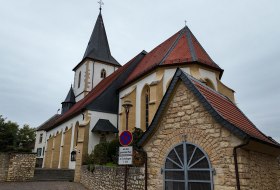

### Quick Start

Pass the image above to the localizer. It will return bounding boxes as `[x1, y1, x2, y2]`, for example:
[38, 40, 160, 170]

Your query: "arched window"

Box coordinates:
[101, 69, 106, 79]
[164, 142, 213, 190]
[78, 71, 81, 88]
[141, 85, 150, 130]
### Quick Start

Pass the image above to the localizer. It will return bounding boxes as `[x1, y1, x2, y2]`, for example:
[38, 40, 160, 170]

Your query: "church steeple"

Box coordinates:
[82, 12, 120, 67]
[72, 7, 121, 101]
[61, 85, 76, 114]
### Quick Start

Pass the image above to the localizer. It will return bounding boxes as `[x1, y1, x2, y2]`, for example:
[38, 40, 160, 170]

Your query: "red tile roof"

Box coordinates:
[190, 77, 277, 145]
[123, 27, 223, 87]
[138, 69, 279, 147]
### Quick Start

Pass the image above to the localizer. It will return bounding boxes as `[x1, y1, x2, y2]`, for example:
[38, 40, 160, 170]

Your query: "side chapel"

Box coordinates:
[34, 6, 280, 190]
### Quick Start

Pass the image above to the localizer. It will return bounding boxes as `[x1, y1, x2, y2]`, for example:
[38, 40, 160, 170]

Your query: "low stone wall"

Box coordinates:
[0, 152, 36, 182]
[0, 153, 9, 181]
[80, 165, 145, 190]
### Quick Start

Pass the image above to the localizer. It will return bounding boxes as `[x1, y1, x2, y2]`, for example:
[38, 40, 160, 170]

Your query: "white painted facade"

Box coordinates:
[43, 114, 84, 169]
[199, 68, 218, 90]
[34, 130, 47, 158]
[73, 60, 118, 101]
[92, 62, 117, 88]
[42, 111, 118, 169]
[118, 67, 190, 129]
[118, 66, 219, 129]
[88, 111, 118, 154]
[73, 62, 88, 101]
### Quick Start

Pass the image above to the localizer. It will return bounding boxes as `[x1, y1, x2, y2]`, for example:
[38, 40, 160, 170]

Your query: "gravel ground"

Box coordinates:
[0, 181, 88, 190]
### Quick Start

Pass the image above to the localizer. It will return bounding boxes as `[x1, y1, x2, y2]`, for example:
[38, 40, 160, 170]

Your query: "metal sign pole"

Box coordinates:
[122, 100, 132, 190]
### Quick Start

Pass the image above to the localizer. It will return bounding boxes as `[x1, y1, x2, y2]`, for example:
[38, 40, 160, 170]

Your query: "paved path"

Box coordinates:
[0, 181, 88, 190]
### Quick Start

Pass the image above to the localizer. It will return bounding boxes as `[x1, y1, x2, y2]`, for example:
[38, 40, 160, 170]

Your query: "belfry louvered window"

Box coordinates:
[164, 142, 213, 190]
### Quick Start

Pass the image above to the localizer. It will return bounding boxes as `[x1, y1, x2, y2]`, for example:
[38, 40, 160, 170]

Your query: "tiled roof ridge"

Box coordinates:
[186, 27, 218, 67]
[121, 30, 182, 88]
[137, 68, 279, 147]
[159, 28, 185, 65]
[183, 71, 277, 145]
[123, 26, 224, 88]
[185, 71, 233, 103]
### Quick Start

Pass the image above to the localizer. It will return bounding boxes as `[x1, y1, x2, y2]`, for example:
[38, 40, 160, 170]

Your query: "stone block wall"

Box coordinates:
[238, 150, 280, 190]
[0, 153, 9, 181]
[80, 165, 145, 190]
[0, 152, 36, 182]
[142, 82, 280, 190]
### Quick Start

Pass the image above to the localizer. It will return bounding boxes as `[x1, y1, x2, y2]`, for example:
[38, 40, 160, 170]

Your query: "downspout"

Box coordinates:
[145, 156, 148, 190]
[233, 139, 250, 190]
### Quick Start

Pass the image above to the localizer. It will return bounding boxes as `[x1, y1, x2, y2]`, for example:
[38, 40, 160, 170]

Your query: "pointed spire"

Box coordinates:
[63, 85, 76, 103]
[61, 86, 76, 114]
[82, 11, 120, 67]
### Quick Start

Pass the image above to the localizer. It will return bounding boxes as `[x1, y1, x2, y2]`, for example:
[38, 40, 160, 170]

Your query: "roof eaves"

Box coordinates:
[51, 51, 146, 130]
[46, 108, 86, 132]
[137, 68, 248, 147]
[37, 114, 61, 131]
[250, 136, 280, 149]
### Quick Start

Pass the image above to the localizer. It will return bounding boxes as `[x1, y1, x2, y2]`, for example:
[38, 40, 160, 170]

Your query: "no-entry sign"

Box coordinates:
[119, 130, 133, 146]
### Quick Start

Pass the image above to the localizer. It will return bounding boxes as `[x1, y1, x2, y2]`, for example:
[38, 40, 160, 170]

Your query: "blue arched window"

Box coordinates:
[164, 142, 213, 190]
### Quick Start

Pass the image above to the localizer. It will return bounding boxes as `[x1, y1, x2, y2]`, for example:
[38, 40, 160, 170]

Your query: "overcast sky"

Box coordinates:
[0, 0, 279, 141]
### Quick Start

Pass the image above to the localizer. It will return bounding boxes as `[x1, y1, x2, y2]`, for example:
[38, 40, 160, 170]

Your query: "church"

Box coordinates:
[34, 6, 280, 190]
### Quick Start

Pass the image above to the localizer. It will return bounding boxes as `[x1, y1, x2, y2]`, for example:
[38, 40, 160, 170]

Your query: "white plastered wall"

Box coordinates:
[34, 130, 47, 158]
[88, 111, 118, 154]
[199, 68, 218, 90]
[73, 60, 117, 102]
[92, 61, 116, 88]
[73, 62, 88, 101]
[118, 67, 191, 129]
[43, 114, 83, 169]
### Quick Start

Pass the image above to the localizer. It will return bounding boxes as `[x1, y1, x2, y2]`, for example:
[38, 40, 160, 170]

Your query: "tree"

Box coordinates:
[0, 115, 35, 152]
[0, 115, 19, 152]
[17, 124, 36, 152]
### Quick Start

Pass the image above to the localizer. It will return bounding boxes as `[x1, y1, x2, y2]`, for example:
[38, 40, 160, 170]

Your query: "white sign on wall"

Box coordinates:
[118, 146, 133, 165]
[119, 146, 133, 155]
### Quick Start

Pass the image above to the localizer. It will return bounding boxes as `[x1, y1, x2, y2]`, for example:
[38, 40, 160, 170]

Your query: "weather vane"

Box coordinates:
[98, 0, 104, 11]
[184, 20, 187, 27]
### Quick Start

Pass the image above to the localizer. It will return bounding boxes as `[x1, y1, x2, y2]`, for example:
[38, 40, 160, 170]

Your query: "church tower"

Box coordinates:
[72, 8, 121, 101]
[61, 85, 76, 114]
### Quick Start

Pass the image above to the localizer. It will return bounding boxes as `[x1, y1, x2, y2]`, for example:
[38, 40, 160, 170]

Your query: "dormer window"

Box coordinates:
[101, 69, 106, 79]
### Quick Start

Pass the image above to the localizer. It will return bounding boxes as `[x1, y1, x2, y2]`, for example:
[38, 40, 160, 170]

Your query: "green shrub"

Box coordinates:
[108, 139, 120, 164]
[92, 142, 110, 165]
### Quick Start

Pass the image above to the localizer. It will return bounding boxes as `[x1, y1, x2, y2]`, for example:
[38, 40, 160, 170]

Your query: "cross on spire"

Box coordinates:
[98, 0, 104, 11]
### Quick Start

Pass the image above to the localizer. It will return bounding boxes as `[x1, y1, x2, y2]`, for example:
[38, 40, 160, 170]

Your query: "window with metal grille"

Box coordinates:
[164, 142, 213, 190]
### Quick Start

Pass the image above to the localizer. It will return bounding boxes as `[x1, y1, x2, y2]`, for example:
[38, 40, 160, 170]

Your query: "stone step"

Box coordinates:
[33, 169, 75, 181]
